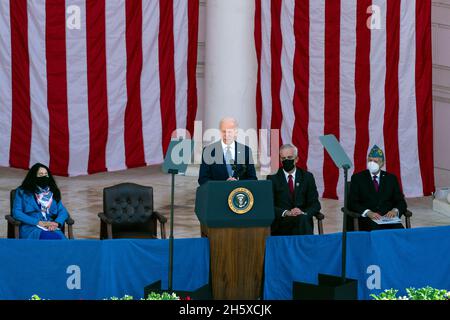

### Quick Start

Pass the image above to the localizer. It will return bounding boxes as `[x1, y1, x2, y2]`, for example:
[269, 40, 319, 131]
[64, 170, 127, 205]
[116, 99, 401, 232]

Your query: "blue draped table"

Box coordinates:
[0, 238, 209, 300]
[264, 226, 450, 300]
[2, 226, 450, 300]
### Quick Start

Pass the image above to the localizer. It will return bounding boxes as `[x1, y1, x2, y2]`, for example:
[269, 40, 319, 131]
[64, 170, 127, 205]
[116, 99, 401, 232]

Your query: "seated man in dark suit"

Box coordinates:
[348, 145, 406, 231]
[266, 144, 321, 235]
[198, 117, 257, 185]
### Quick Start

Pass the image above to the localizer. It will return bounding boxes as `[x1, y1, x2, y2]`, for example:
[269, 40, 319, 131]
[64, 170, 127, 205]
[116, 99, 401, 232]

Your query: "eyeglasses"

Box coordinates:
[280, 156, 296, 161]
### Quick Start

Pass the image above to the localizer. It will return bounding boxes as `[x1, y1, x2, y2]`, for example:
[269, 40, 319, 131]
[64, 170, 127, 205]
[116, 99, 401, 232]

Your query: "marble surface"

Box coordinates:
[1, 166, 449, 239]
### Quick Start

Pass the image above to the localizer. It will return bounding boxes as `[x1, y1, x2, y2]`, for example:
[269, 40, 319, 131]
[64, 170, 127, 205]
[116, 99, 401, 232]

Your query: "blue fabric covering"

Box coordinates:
[0, 238, 209, 300]
[2, 226, 450, 300]
[264, 226, 450, 300]
[39, 231, 62, 240]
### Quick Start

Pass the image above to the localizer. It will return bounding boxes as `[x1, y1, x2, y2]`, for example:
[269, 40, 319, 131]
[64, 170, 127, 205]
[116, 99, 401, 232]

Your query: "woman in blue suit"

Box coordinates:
[13, 163, 69, 239]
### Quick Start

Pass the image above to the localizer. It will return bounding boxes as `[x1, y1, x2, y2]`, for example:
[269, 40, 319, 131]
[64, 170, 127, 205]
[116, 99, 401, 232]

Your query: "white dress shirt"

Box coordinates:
[283, 168, 296, 185]
[221, 140, 235, 162]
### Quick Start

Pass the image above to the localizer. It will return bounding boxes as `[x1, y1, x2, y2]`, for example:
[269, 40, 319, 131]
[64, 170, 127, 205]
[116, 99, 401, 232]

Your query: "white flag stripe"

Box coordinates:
[338, 0, 357, 197]
[260, 0, 272, 135]
[279, 0, 295, 146]
[105, 0, 127, 172]
[307, 0, 326, 196]
[259, 0, 273, 166]
[173, 0, 188, 132]
[0, 0, 12, 166]
[1, 0, 198, 176]
[368, 0, 387, 155]
[257, 0, 433, 198]
[66, 0, 89, 176]
[398, 0, 422, 197]
[141, 0, 163, 165]
[27, 0, 50, 168]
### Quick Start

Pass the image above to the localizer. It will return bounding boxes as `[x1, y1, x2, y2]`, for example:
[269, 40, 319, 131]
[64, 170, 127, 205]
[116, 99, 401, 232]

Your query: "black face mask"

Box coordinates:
[282, 159, 295, 172]
[36, 176, 50, 188]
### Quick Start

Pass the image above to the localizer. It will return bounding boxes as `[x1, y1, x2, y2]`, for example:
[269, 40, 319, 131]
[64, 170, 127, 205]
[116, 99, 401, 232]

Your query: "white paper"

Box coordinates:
[372, 216, 402, 225]
[36, 225, 60, 231]
[36, 225, 49, 231]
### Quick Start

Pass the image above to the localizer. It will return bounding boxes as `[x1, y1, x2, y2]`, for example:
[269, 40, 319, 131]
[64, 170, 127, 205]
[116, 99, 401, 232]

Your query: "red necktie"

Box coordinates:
[373, 175, 379, 192]
[288, 175, 294, 197]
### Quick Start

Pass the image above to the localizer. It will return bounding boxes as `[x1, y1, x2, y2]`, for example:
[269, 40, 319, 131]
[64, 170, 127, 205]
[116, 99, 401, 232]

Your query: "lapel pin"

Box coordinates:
[296, 183, 299, 187]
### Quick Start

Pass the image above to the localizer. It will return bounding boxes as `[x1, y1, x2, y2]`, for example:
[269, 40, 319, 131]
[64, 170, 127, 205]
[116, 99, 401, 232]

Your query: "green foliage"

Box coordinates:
[109, 295, 135, 300]
[31, 292, 181, 300]
[370, 289, 399, 300]
[406, 287, 449, 300]
[371, 287, 450, 300]
[145, 292, 180, 300]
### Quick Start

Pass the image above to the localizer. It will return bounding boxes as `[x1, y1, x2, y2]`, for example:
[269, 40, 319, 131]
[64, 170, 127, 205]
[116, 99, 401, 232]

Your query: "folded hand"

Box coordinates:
[385, 210, 398, 218]
[367, 211, 382, 220]
[290, 208, 302, 216]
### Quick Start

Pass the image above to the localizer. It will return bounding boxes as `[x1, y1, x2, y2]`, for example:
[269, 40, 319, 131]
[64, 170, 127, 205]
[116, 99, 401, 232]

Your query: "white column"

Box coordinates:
[203, 0, 257, 142]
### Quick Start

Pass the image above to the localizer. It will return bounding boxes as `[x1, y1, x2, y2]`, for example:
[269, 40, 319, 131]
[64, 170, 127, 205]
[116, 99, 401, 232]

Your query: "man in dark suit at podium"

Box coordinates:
[348, 145, 406, 231]
[198, 117, 257, 185]
[267, 144, 321, 235]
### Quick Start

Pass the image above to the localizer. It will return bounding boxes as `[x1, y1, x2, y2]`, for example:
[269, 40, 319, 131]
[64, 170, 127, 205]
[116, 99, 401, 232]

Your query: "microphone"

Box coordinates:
[231, 160, 247, 180]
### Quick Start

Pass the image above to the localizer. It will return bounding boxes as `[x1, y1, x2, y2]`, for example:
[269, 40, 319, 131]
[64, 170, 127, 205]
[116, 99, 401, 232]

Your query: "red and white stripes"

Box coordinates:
[255, 0, 434, 198]
[0, 0, 199, 176]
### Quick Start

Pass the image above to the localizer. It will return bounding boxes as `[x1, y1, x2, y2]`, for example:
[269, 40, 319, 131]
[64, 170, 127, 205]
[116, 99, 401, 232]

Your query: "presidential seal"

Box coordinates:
[228, 187, 254, 214]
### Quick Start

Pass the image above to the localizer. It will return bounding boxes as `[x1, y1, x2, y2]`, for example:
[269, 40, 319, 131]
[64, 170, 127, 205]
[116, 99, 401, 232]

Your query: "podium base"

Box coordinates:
[144, 280, 212, 300]
[293, 274, 358, 300]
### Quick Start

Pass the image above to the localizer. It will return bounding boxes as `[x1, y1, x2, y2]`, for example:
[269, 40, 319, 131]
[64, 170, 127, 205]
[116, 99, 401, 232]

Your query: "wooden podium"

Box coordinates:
[195, 181, 274, 300]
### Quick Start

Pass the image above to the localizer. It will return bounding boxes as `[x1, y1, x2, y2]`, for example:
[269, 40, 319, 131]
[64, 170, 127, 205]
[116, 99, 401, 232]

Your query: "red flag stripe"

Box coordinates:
[186, 0, 199, 137]
[270, 0, 283, 146]
[86, 0, 108, 174]
[124, 0, 146, 168]
[292, 0, 309, 170]
[159, 0, 177, 155]
[415, 0, 434, 195]
[46, 0, 69, 176]
[353, 0, 372, 174]
[322, 0, 340, 199]
[255, 0, 262, 133]
[384, 0, 402, 187]
[9, 0, 31, 170]
[257, 0, 434, 198]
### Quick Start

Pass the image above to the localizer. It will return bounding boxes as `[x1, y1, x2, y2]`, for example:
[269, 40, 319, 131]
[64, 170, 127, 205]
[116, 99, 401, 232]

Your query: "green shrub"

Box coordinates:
[371, 287, 450, 300]
[31, 292, 182, 300]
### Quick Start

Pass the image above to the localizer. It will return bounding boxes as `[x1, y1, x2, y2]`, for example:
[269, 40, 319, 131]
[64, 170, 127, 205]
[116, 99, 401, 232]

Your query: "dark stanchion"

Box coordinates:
[168, 169, 177, 291]
[293, 135, 358, 300]
[144, 139, 211, 300]
[144, 168, 211, 299]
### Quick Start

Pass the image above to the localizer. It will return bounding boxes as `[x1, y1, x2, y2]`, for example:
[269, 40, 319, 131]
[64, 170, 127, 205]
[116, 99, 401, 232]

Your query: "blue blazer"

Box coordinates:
[13, 188, 69, 239]
[198, 141, 257, 185]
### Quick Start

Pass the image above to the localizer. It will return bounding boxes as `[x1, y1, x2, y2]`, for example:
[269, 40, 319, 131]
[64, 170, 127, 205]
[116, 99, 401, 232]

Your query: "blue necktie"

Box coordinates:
[225, 146, 234, 177]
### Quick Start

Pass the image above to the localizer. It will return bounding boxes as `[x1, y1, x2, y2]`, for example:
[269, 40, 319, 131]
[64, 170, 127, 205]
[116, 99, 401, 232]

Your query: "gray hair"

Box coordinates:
[219, 117, 238, 129]
[280, 143, 298, 157]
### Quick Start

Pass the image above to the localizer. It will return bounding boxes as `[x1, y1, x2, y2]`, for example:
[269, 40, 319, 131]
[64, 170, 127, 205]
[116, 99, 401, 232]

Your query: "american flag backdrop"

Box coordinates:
[0, 0, 199, 176]
[255, 0, 434, 199]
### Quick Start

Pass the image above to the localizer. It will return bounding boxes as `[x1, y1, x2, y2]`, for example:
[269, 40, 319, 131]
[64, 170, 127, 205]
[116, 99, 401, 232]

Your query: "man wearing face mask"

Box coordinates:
[348, 145, 406, 231]
[266, 144, 321, 235]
